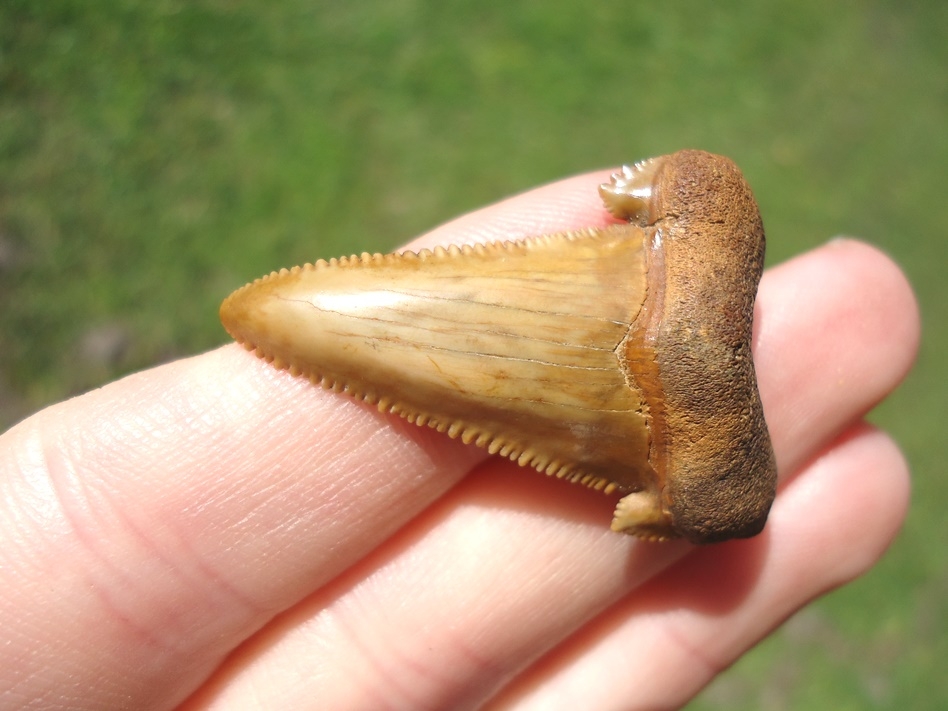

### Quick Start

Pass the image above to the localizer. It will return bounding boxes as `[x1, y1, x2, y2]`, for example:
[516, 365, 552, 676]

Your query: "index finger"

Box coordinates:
[0, 171, 621, 709]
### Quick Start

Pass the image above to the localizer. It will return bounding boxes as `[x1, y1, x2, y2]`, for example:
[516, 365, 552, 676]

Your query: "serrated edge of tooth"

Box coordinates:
[230, 226, 625, 293]
[242, 342, 621, 495]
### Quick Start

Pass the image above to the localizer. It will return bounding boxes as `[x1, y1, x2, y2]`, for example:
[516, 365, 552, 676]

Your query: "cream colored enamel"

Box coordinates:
[222, 224, 655, 490]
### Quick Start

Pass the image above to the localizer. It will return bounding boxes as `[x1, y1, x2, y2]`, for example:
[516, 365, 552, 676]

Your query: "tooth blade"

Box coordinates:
[221, 224, 653, 491]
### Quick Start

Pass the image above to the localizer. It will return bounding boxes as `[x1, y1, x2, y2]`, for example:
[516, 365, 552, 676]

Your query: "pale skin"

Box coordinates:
[0, 171, 919, 710]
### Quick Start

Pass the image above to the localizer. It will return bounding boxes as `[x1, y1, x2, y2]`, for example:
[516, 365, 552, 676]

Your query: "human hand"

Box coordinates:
[0, 172, 918, 710]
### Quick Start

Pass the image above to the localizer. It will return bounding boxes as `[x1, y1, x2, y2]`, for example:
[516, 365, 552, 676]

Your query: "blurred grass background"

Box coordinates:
[1, 1, 945, 707]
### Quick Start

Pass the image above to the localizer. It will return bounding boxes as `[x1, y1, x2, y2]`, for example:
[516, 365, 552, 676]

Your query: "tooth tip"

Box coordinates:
[219, 277, 273, 347]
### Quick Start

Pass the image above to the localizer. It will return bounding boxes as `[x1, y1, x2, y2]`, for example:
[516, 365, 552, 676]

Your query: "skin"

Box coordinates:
[0, 171, 919, 710]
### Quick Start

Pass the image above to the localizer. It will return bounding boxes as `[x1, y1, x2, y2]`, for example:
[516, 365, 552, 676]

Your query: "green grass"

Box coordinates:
[2, 1, 946, 707]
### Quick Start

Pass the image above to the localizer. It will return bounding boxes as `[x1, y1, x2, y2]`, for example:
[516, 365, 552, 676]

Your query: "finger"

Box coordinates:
[178, 240, 918, 709]
[753, 238, 919, 478]
[0, 170, 627, 710]
[487, 424, 909, 711]
[409, 171, 620, 250]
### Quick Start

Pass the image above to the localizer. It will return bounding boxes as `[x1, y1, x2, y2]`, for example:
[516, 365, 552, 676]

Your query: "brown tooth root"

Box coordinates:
[220, 150, 777, 544]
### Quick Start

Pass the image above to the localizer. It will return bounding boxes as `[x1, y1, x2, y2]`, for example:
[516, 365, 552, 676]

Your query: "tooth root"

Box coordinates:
[221, 150, 777, 544]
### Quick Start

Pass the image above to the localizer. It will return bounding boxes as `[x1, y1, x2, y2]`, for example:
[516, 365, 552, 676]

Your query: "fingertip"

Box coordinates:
[822, 238, 921, 377]
[753, 238, 921, 477]
[776, 422, 911, 583]
[761, 238, 919, 358]
[842, 424, 912, 571]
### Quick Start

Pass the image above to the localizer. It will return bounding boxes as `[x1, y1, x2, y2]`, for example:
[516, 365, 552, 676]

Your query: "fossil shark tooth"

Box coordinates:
[220, 150, 777, 544]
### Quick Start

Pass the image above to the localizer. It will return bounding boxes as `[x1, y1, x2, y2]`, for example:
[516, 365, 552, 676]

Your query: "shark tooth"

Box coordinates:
[220, 150, 777, 544]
